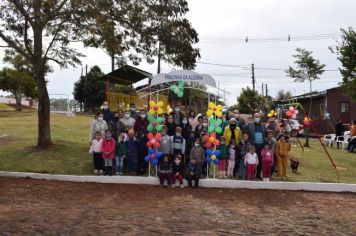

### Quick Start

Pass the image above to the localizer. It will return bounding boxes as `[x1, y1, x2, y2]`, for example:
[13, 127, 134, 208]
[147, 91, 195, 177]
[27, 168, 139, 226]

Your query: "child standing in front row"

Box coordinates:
[238, 133, 250, 179]
[261, 142, 273, 181]
[277, 134, 291, 179]
[227, 141, 236, 178]
[245, 145, 258, 180]
[102, 130, 116, 176]
[89, 131, 104, 174]
[186, 159, 201, 188]
[172, 155, 184, 188]
[217, 137, 229, 179]
[115, 133, 126, 175]
[159, 155, 172, 187]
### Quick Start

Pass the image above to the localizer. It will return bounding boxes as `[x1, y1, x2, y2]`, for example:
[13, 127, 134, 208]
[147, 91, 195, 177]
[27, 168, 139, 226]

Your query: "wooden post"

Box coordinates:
[105, 79, 109, 102]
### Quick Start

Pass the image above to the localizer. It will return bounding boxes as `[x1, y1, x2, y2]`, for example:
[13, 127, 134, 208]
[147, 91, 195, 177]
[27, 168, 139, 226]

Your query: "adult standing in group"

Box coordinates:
[347, 120, 356, 152]
[129, 103, 139, 120]
[188, 110, 198, 131]
[134, 109, 149, 134]
[181, 116, 192, 141]
[335, 118, 345, 148]
[266, 118, 278, 137]
[108, 112, 125, 141]
[232, 110, 246, 131]
[102, 101, 114, 124]
[88, 112, 108, 144]
[245, 113, 266, 179]
[120, 110, 136, 131]
[172, 105, 183, 127]
[223, 118, 242, 147]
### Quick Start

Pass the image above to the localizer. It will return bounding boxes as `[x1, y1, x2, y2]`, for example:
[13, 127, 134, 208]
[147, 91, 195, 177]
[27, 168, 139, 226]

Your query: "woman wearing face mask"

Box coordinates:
[134, 109, 149, 134]
[89, 112, 108, 145]
[181, 116, 192, 141]
[120, 110, 136, 131]
[223, 118, 242, 147]
[188, 111, 198, 131]
[166, 115, 177, 136]
[197, 117, 209, 139]
[108, 112, 125, 141]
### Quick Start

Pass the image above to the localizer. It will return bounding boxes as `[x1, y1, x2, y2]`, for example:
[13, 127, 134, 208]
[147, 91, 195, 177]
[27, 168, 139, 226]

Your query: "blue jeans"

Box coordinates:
[238, 158, 246, 178]
[115, 155, 125, 173]
[127, 153, 138, 173]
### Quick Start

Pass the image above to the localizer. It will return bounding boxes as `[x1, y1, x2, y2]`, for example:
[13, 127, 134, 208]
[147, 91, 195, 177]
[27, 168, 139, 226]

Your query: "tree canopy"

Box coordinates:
[330, 27, 356, 101]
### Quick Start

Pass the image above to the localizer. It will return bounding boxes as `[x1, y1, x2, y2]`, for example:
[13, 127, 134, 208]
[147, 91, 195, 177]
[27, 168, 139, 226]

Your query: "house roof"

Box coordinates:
[278, 90, 327, 103]
[102, 65, 152, 86]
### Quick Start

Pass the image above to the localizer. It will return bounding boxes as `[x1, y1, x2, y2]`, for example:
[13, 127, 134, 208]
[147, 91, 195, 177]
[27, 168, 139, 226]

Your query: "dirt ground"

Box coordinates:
[0, 178, 355, 235]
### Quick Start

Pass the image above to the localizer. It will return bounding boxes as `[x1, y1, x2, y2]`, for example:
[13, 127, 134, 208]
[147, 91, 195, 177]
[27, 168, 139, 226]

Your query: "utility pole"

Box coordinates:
[251, 63, 255, 91]
[157, 41, 161, 74]
[265, 84, 268, 97]
[262, 83, 264, 96]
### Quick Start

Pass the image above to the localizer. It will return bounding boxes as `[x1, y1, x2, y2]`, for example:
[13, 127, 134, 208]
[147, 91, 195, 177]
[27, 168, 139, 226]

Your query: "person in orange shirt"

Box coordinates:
[347, 120, 356, 152]
[276, 134, 291, 179]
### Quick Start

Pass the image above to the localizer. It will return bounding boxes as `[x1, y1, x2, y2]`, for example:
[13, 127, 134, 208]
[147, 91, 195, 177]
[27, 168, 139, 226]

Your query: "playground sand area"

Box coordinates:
[0, 177, 355, 235]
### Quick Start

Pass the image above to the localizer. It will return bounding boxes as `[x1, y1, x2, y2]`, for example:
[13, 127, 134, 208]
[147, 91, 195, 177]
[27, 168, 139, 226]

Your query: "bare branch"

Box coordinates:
[45, 57, 65, 68]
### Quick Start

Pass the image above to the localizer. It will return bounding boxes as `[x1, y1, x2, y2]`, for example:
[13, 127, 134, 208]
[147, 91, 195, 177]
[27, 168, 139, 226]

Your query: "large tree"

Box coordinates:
[285, 48, 325, 147]
[73, 66, 105, 112]
[236, 87, 268, 114]
[276, 89, 292, 101]
[0, 0, 199, 148]
[330, 27, 356, 101]
[0, 68, 36, 111]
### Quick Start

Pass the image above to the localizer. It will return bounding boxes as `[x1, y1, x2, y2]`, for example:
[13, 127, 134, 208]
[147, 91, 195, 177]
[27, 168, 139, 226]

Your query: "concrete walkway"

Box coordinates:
[1, 171, 355, 193]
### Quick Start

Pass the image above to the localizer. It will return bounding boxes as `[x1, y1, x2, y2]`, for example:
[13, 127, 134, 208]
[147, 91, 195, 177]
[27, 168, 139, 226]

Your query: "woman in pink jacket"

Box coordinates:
[261, 142, 274, 181]
[102, 130, 116, 176]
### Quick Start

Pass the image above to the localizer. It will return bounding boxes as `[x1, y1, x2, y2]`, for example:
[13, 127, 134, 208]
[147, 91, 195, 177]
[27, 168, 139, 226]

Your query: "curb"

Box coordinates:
[1, 171, 356, 193]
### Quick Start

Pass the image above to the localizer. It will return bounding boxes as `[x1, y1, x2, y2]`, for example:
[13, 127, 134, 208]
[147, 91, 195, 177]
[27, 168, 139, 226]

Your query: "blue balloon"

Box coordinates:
[206, 149, 212, 156]
[213, 159, 219, 165]
[156, 152, 163, 158]
[206, 156, 211, 163]
[214, 150, 221, 157]
[148, 148, 155, 155]
[144, 155, 150, 162]
[152, 158, 159, 166]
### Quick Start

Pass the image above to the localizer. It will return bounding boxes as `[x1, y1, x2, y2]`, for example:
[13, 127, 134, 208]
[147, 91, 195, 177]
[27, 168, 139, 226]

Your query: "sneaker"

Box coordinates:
[180, 185, 184, 188]
[94, 169, 98, 174]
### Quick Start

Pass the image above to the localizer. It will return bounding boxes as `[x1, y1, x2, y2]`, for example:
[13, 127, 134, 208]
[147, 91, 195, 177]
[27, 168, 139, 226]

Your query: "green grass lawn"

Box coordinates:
[0, 111, 355, 183]
[0, 103, 14, 111]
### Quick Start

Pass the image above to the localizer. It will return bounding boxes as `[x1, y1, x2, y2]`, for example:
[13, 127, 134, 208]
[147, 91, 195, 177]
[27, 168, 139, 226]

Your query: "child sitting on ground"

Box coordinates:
[172, 155, 184, 188]
[261, 142, 273, 181]
[89, 131, 104, 174]
[245, 145, 258, 180]
[115, 133, 126, 175]
[159, 155, 172, 187]
[227, 141, 236, 178]
[102, 129, 116, 176]
[217, 137, 229, 179]
[186, 159, 201, 188]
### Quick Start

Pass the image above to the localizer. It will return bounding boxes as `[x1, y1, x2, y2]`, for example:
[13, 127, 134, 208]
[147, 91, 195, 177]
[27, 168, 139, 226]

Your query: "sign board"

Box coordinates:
[151, 70, 217, 88]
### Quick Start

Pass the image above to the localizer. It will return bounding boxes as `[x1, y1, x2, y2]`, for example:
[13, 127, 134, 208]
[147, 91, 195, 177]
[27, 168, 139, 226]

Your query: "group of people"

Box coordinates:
[88, 102, 294, 188]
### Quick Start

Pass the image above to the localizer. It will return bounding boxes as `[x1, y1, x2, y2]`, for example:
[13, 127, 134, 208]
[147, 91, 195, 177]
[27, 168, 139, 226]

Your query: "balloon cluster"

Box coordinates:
[147, 101, 164, 132]
[205, 149, 220, 165]
[170, 80, 184, 97]
[267, 109, 277, 118]
[144, 148, 163, 166]
[286, 106, 299, 119]
[202, 133, 220, 149]
[146, 132, 161, 149]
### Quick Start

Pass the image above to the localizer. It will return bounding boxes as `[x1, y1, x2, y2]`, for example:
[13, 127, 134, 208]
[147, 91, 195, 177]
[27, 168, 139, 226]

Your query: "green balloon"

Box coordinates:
[157, 117, 165, 123]
[156, 125, 162, 132]
[147, 124, 153, 132]
[147, 114, 155, 122]
[177, 91, 184, 97]
[216, 127, 222, 134]
[208, 126, 214, 133]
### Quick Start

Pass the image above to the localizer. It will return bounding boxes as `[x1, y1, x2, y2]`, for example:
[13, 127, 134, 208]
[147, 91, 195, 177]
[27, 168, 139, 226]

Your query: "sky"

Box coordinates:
[1, 0, 356, 106]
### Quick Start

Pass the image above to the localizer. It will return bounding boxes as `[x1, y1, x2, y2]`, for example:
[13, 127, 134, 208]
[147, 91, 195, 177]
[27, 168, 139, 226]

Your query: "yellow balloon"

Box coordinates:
[149, 110, 155, 116]
[209, 137, 215, 143]
[211, 155, 216, 161]
[216, 111, 222, 117]
[149, 101, 156, 107]
[207, 110, 213, 117]
[157, 101, 163, 107]
[216, 105, 222, 110]
[157, 108, 163, 115]
[208, 102, 215, 109]
[167, 105, 172, 114]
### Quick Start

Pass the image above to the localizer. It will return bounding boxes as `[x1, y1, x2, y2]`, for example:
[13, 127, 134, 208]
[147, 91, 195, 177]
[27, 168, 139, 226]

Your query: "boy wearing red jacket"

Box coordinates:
[102, 130, 116, 176]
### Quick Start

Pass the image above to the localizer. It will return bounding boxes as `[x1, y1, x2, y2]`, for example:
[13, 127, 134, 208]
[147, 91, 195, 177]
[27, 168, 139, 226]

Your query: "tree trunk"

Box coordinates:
[15, 92, 22, 111]
[33, 6, 52, 148]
